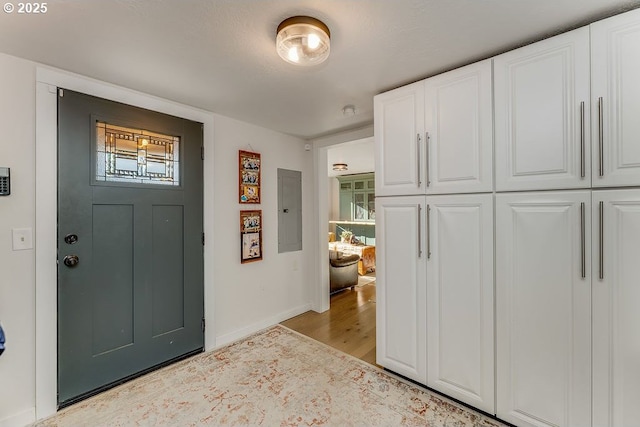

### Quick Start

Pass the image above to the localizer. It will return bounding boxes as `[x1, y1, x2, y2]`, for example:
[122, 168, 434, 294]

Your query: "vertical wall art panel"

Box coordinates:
[240, 210, 263, 263]
[239, 150, 261, 203]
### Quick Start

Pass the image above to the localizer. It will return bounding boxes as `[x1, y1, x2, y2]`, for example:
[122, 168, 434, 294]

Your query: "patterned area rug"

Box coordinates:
[357, 275, 376, 286]
[34, 325, 506, 426]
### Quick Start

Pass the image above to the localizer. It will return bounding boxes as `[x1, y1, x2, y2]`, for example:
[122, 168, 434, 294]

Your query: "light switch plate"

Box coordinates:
[12, 228, 33, 251]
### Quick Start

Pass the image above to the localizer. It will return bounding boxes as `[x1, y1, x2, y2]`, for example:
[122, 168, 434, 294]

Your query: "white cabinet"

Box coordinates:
[496, 191, 591, 427]
[591, 9, 640, 187]
[426, 194, 494, 413]
[374, 81, 425, 196]
[374, 9, 640, 426]
[494, 27, 591, 191]
[375, 195, 427, 383]
[424, 60, 493, 194]
[592, 189, 640, 427]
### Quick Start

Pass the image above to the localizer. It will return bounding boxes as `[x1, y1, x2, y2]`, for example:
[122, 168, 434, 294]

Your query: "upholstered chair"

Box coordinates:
[329, 250, 360, 294]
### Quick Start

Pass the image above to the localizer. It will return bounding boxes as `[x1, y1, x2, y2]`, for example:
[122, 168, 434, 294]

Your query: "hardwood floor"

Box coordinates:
[281, 281, 377, 366]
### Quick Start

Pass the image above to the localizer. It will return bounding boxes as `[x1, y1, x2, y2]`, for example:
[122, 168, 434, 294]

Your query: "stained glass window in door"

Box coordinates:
[95, 121, 180, 186]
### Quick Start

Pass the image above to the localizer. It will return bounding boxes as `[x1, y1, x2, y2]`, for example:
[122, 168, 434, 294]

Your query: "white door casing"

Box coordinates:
[34, 67, 216, 421]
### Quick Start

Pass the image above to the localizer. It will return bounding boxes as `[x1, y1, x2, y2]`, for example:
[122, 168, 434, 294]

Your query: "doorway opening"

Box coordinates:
[283, 136, 377, 365]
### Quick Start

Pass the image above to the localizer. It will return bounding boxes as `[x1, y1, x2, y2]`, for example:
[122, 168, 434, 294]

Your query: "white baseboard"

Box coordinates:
[0, 407, 35, 427]
[213, 303, 312, 349]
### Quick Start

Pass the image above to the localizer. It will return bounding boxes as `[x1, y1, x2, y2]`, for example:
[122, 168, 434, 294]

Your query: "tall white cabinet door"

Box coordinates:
[591, 9, 640, 188]
[375, 81, 426, 197]
[592, 190, 640, 427]
[424, 60, 493, 194]
[494, 27, 591, 191]
[375, 196, 427, 384]
[426, 194, 494, 413]
[496, 191, 591, 427]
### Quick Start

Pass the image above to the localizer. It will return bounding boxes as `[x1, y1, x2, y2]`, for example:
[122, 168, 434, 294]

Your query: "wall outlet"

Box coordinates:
[12, 228, 33, 251]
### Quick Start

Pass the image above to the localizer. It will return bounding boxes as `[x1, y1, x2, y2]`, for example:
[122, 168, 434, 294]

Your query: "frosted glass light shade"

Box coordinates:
[276, 16, 330, 66]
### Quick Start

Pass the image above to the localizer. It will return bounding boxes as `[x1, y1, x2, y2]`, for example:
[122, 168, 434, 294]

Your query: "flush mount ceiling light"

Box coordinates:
[276, 16, 330, 66]
[332, 163, 348, 171]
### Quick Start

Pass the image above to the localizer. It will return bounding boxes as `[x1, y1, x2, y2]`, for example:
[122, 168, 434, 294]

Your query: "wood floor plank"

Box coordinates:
[281, 282, 377, 367]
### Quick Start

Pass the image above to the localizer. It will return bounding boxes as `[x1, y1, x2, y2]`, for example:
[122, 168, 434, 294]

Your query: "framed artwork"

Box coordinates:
[239, 150, 261, 204]
[240, 210, 262, 263]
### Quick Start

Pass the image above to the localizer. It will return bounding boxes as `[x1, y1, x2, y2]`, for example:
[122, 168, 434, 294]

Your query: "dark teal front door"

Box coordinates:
[57, 89, 204, 407]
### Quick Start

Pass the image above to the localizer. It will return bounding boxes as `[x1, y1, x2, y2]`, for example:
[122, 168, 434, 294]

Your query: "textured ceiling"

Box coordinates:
[1, 0, 639, 139]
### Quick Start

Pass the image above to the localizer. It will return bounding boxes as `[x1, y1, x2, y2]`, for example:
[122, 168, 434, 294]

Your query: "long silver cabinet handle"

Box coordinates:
[425, 132, 431, 187]
[417, 204, 422, 258]
[598, 97, 604, 177]
[416, 134, 422, 187]
[599, 201, 604, 280]
[580, 202, 586, 278]
[426, 204, 431, 259]
[580, 102, 585, 178]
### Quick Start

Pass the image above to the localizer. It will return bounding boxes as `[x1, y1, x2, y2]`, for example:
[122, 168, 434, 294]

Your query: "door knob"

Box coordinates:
[63, 255, 79, 268]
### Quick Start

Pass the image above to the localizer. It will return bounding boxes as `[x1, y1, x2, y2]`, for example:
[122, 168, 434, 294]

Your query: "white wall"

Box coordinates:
[0, 51, 315, 425]
[326, 137, 374, 177]
[212, 115, 313, 344]
[0, 53, 38, 427]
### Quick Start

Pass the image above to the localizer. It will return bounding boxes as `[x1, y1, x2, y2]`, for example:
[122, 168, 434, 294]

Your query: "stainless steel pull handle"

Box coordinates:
[580, 202, 586, 279]
[598, 97, 604, 177]
[425, 132, 431, 187]
[426, 205, 431, 259]
[417, 134, 422, 187]
[417, 204, 422, 258]
[599, 201, 604, 280]
[580, 102, 585, 178]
